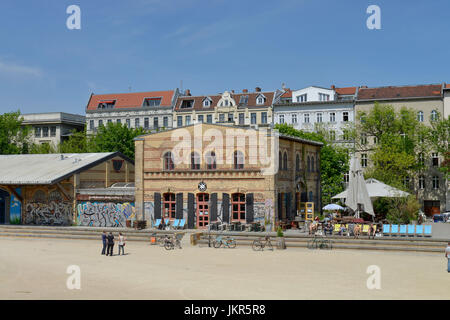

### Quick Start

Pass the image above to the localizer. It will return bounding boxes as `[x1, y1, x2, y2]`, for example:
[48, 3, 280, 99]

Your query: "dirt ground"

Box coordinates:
[0, 237, 449, 300]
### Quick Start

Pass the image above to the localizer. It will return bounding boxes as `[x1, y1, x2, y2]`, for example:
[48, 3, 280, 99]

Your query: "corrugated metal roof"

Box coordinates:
[0, 153, 117, 185]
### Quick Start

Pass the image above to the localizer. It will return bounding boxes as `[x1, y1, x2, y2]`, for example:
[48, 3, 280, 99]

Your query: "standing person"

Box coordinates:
[118, 232, 126, 255]
[446, 242, 450, 273]
[106, 232, 115, 256]
[101, 231, 107, 255]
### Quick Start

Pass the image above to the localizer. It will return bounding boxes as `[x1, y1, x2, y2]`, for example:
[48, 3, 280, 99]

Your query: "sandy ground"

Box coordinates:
[0, 237, 449, 300]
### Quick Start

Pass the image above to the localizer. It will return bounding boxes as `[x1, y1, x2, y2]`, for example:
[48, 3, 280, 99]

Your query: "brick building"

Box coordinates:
[134, 123, 322, 229]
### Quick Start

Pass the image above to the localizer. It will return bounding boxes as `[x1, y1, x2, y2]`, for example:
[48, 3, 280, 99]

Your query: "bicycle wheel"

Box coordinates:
[266, 241, 273, 251]
[227, 239, 237, 248]
[164, 241, 174, 250]
[158, 237, 165, 247]
[213, 240, 222, 248]
[307, 239, 315, 249]
[252, 240, 263, 251]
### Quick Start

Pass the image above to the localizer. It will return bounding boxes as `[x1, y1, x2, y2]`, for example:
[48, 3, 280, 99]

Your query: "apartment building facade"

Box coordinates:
[273, 86, 357, 146]
[173, 88, 284, 128]
[85, 90, 179, 133]
[21, 112, 85, 147]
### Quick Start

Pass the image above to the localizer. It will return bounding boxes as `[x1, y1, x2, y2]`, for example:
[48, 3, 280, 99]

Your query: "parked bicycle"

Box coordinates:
[213, 235, 237, 248]
[164, 233, 183, 250]
[252, 235, 273, 251]
[307, 235, 332, 250]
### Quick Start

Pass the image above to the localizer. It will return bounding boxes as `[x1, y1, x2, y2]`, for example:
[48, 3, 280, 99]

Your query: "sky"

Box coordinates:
[0, 0, 449, 115]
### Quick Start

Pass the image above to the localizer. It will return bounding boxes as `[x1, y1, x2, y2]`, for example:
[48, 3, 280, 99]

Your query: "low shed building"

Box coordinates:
[0, 152, 134, 226]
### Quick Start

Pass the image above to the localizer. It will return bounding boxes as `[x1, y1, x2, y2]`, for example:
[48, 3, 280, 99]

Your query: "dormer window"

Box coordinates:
[143, 98, 161, 107]
[256, 95, 266, 105]
[239, 95, 249, 105]
[203, 98, 212, 108]
[181, 100, 194, 109]
[97, 100, 116, 109]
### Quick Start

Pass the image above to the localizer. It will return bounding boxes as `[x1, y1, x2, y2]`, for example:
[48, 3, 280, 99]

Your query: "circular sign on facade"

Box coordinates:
[198, 181, 207, 192]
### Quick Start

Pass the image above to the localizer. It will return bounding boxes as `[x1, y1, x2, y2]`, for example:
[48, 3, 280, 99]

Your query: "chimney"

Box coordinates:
[243, 89, 248, 93]
[255, 87, 261, 92]
[185, 89, 191, 96]
[331, 85, 336, 90]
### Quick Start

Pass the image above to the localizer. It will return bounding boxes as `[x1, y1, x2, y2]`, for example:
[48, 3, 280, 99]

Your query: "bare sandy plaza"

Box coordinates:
[0, 237, 449, 300]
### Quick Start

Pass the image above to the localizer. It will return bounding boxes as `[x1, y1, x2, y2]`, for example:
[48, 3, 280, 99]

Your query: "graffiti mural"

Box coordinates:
[25, 201, 72, 226]
[77, 202, 136, 227]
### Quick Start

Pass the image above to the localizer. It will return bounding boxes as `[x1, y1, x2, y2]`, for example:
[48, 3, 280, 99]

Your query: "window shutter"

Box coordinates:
[222, 193, 230, 223]
[277, 193, 282, 220]
[210, 193, 218, 222]
[176, 193, 183, 219]
[286, 192, 292, 220]
[154, 193, 161, 220]
[246, 193, 254, 223]
[187, 193, 195, 229]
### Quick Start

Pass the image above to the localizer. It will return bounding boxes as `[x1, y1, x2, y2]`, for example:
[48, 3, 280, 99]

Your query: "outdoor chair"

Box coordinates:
[154, 219, 162, 229]
[178, 219, 186, 230]
[399, 225, 407, 236]
[424, 225, 432, 237]
[407, 225, 415, 236]
[415, 225, 424, 236]
[362, 224, 370, 234]
[390, 224, 399, 236]
[333, 224, 341, 234]
[382, 224, 390, 235]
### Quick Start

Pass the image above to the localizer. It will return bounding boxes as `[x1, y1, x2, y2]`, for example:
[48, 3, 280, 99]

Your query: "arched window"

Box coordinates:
[231, 193, 246, 222]
[311, 156, 315, 172]
[431, 110, 438, 121]
[234, 151, 244, 169]
[164, 152, 174, 171]
[283, 152, 288, 171]
[307, 156, 311, 173]
[296, 154, 300, 172]
[205, 151, 216, 170]
[163, 193, 176, 219]
[279, 151, 282, 171]
[191, 152, 200, 170]
[417, 111, 424, 122]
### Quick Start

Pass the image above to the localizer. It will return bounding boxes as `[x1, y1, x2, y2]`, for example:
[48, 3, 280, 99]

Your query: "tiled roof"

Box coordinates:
[357, 84, 442, 100]
[281, 88, 292, 98]
[335, 87, 357, 95]
[445, 83, 450, 89]
[174, 91, 275, 111]
[86, 90, 175, 111]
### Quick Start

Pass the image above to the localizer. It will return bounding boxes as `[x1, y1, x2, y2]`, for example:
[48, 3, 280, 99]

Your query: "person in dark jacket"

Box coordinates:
[106, 232, 115, 256]
[101, 231, 107, 255]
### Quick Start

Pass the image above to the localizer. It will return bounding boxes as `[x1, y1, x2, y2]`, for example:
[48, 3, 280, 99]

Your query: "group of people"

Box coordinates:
[309, 219, 378, 239]
[101, 231, 126, 256]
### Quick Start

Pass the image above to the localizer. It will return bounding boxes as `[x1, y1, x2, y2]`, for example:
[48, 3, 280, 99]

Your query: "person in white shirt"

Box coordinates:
[445, 242, 450, 273]
[118, 232, 126, 255]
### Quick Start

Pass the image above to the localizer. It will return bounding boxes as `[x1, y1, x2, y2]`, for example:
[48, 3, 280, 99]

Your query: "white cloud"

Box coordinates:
[0, 59, 42, 77]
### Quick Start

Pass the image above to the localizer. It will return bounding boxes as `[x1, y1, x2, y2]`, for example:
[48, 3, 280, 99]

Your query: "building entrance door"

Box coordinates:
[0, 189, 10, 224]
[196, 193, 209, 229]
[424, 200, 440, 217]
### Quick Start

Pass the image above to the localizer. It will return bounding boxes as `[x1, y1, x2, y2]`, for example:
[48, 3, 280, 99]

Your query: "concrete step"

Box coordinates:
[196, 240, 443, 253]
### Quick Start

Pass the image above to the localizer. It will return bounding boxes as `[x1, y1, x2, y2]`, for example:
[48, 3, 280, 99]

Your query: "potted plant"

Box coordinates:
[276, 226, 286, 250]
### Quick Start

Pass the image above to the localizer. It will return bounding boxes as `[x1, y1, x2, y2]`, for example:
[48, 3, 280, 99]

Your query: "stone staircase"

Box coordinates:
[0, 225, 447, 253]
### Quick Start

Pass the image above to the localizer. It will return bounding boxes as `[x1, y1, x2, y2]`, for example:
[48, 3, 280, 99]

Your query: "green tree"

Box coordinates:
[59, 130, 92, 153]
[357, 103, 428, 190]
[275, 123, 350, 206]
[30, 142, 57, 154]
[0, 111, 31, 154]
[90, 122, 146, 159]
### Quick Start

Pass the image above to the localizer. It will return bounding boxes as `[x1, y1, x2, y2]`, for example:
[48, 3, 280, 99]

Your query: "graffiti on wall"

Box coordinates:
[77, 202, 135, 227]
[25, 201, 72, 225]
